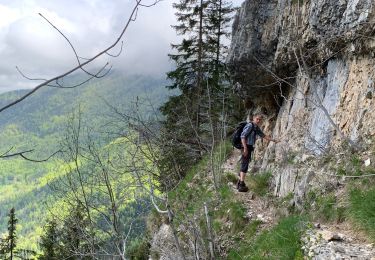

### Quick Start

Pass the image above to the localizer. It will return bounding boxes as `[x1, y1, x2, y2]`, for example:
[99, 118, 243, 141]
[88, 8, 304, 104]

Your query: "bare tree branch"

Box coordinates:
[0, 0, 160, 114]
[0, 148, 62, 162]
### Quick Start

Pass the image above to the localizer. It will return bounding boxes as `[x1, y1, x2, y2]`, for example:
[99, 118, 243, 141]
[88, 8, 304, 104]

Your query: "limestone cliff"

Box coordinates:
[228, 0, 375, 199]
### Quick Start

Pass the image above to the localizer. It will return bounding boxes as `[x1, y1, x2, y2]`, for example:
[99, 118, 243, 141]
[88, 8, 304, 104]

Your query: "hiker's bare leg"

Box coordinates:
[240, 171, 246, 182]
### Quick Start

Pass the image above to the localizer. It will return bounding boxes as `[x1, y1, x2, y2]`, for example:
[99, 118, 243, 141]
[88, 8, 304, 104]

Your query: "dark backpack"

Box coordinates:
[231, 122, 254, 149]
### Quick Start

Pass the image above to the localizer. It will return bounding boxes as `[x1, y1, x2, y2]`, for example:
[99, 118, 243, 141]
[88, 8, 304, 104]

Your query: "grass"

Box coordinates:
[212, 186, 249, 233]
[247, 171, 272, 196]
[213, 199, 247, 233]
[223, 171, 238, 185]
[316, 194, 336, 221]
[302, 189, 349, 223]
[166, 141, 235, 228]
[227, 216, 305, 260]
[169, 141, 233, 199]
[349, 187, 375, 241]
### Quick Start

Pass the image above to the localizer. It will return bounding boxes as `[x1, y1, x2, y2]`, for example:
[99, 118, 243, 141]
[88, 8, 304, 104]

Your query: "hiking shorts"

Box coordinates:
[240, 145, 254, 173]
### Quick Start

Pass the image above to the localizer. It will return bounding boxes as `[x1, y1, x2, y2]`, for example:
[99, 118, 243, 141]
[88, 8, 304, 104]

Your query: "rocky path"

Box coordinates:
[222, 150, 276, 228]
[222, 150, 375, 260]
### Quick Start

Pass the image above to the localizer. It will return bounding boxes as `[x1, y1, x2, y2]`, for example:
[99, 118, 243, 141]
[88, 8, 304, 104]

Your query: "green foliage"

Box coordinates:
[38, 220, 58, 260]
[214, 200, 247, 233]
[0, 73, 169, 251]
[247, 171, 272, 196]
[0, 208, 18, 260]
[227, 216, 305, 260]
[316, 194, 336, 221]
[223, 172, 238, 185]
[219, 185, 232, 199]
[303, 190, 348, 223]
[351, 155, 362, 168]
[38, 205, 90, 259]
[243, 220, 262, 241]
[286, 151, 298, 164]
[159, 0, 235, 189]
[349, 187, 375, 241]
[303, 189, 317, 211]
[337, 165, 347, 176]
[168, 141, 232, 206]
[126, 238, 150, 260]
[335, 153, 364, 177]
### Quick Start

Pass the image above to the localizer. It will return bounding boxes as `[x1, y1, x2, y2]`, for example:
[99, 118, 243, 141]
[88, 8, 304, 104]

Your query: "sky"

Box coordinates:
[0, 0, 244, 92]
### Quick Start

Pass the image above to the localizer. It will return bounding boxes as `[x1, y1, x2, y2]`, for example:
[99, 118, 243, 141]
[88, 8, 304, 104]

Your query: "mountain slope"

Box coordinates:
[0, 72, 169, 250]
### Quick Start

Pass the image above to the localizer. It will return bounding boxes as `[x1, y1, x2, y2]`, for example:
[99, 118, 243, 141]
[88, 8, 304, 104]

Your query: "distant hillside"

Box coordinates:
[0, 72, 169, 250]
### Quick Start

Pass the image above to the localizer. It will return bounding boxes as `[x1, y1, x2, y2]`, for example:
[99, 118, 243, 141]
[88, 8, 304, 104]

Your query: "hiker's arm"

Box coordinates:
[241, 138, 247, 150]
[264, 135, 279, 143]
[241, 138, 249, 157]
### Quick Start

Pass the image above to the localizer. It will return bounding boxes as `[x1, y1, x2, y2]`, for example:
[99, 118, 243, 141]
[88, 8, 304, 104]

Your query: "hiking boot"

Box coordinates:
[236, 179, 240, 189]
[237, 181, 249, 192]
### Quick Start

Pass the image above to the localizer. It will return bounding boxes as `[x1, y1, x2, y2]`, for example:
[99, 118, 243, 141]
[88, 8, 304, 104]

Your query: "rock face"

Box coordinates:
[150, 224, 183, 260]
[302, 227, 375, 259]
[228, 0, 375, 198]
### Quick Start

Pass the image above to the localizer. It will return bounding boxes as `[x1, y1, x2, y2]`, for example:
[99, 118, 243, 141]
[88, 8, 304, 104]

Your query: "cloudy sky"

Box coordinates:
[0, 0, 244, 92]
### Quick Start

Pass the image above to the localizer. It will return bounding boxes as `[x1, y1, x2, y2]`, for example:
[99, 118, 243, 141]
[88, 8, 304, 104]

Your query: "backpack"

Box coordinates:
[231, 122, 254, 149]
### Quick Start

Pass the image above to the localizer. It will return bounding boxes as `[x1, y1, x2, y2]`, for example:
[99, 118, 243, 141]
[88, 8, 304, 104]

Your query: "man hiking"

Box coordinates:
[238, 113, 279, 192]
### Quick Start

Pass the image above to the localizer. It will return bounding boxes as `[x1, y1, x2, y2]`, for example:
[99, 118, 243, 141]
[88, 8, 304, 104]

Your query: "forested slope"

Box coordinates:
[0, 72, 169, 251]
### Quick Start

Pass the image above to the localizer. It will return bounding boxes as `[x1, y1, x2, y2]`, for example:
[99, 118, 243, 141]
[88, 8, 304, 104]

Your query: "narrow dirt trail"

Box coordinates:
[222, 150, 375, 259]
[222, 149, 276, 228]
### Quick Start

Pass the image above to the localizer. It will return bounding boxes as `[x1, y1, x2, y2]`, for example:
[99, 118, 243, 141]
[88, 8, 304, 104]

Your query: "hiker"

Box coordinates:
[237, 113, 279, 192]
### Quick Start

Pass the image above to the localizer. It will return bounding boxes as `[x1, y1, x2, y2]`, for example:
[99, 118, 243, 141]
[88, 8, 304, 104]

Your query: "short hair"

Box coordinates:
[253, 113, 265, 119]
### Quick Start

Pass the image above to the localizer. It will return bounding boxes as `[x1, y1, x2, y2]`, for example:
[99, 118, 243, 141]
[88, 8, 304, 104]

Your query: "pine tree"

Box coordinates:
[39, 220, 58, 260]
[38, 205, 92, 260]
[1, 208, 18, 260]
[159, 0, 233, 187]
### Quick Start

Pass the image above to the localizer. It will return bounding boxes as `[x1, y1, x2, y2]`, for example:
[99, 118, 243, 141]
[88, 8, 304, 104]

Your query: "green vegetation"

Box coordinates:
[213, 196, 247, 233]
[286, 151, 298, 164]
[228, 216, 305, 260]
[158, 0, 237, 190]
[315, 194, 337, 222]
[126, 238, 150, 260]
[247, 171, 272, 196]
[0, 73, 169, 251]
[303, 190, 348, 223]
[291, 0, 304, 5]
[148, 139, 307, 259]
[349, 187, 375, 241]
[168, 141, 233, 213]
[334, 152, 366, 177]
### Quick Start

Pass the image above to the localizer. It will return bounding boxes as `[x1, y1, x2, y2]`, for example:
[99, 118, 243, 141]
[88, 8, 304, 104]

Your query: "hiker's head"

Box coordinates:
[253, 114, 264, 125]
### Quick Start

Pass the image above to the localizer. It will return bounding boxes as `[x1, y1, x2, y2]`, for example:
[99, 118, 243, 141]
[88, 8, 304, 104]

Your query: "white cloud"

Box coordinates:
[0, 0, 245, 92]
[0, 4, 21, 30]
